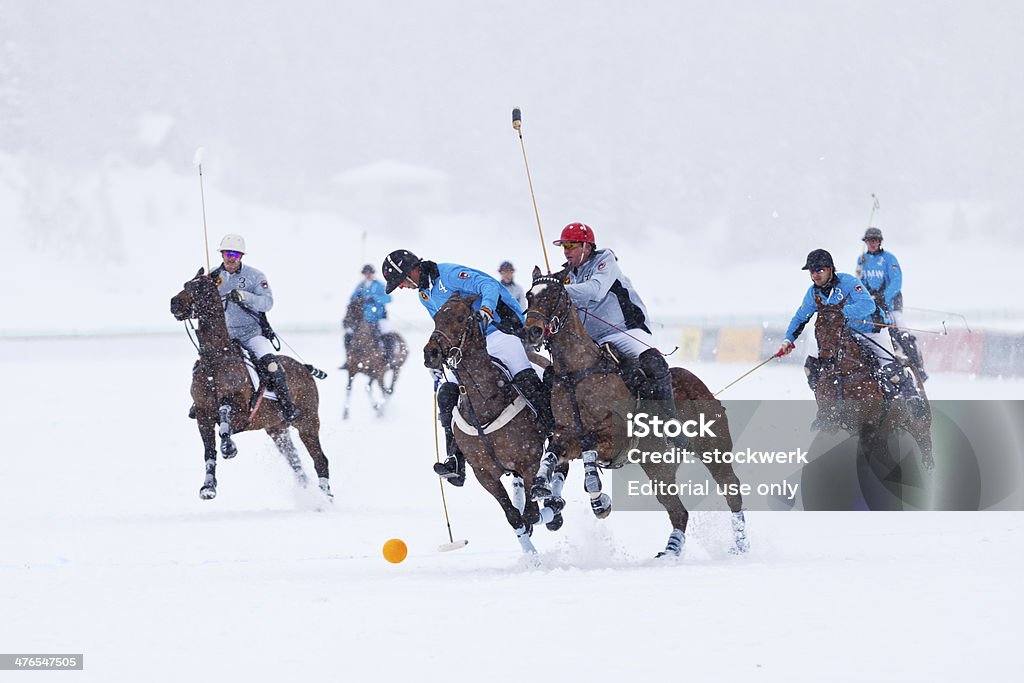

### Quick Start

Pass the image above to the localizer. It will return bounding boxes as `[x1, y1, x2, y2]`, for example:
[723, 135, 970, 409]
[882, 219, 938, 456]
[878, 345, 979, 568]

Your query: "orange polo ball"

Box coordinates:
[382, 538, 408, 564]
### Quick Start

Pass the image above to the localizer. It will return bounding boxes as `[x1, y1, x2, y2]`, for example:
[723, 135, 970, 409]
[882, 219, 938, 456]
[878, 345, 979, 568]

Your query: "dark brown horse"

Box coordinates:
[342, 298, 408, 419]
[171, 268, 332, 500]
[522, 267, 748, 558]
[423, 294, 557, 557]
[811, 297, 933, 471]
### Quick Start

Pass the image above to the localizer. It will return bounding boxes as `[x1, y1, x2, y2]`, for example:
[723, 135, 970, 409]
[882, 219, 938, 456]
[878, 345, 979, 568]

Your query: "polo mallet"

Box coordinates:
[713, 355, 780, 396]
[193, 147, 211, 275]
[859, 193, 880, 265]
[434, 391, 469, 552]
[512, 107, 551, 272]
[904, 307, 973, 334]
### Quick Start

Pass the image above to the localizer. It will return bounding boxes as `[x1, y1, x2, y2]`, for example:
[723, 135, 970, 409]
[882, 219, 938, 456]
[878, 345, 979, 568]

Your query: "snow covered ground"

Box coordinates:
[1, 330, 1021, 681]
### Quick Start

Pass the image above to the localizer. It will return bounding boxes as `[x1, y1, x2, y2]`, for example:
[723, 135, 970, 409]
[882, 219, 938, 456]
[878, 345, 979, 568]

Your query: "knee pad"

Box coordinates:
[638, 348, 669, 379]
[259, 354, 280, 374]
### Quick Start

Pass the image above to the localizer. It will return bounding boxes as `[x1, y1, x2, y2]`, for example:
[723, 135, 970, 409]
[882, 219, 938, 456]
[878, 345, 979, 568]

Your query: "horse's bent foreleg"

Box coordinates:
[198, 419, 218, 500]
[474, 470, 536, 554]
[218, 402, 237, 458]
[269, 428, 307, 486]
[544, 462, 568, 530]
[583, 450, 612, 519]
[640, 460, 689, 558]
[701, 456, 743, 514]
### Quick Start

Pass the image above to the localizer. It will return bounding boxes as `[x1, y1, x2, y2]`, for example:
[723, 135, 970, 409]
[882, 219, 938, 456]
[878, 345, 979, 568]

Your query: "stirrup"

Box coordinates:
[433, 454, 465, 486]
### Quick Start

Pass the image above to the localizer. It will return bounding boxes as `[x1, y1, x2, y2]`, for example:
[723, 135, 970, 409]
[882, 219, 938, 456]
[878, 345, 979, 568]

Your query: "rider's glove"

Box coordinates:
[475, 306, 494, 328]
[774, 340, 795, 358]
[227, 289, 247, 304]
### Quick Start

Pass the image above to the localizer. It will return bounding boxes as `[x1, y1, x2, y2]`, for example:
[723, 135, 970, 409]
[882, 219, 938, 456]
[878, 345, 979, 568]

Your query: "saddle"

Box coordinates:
[193, 343, 277, 406]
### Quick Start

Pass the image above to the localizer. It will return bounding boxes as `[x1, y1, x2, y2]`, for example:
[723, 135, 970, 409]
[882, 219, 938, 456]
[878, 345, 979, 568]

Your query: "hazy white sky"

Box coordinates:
[4, 1, 1021, 241]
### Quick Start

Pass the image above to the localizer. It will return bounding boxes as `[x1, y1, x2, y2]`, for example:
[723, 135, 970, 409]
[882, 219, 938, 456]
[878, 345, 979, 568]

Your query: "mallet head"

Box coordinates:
[512, 107, 521, 131]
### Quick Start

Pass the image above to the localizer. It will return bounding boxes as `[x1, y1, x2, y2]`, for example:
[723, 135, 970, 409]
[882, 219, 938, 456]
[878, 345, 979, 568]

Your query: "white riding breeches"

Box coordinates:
[593, 328, 656, 359]
[240, 334, 276, 359]
[485, 329, 533, 376]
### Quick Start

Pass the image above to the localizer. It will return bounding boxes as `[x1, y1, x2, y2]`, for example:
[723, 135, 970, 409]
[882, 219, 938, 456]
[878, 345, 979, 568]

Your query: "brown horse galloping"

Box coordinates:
[171, 268, 332, 500]
[810, 297, 933, 471]
[423, 294, 557, 557]
[342, 298, 408, 419]
[522, 267, 748, 558]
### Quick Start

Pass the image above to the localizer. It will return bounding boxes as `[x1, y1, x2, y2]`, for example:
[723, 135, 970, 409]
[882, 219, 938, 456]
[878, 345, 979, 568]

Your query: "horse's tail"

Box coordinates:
[305, 364, 328, 380]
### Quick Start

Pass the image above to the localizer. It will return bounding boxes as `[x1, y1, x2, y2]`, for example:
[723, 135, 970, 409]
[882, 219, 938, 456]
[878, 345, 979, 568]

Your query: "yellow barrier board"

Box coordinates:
[716, 327, 764, 363]
[678, 327, 703, 362]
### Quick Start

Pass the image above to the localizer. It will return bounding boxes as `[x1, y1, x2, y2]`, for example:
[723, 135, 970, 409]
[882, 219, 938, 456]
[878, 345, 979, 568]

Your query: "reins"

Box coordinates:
[432, 307, 516, 475]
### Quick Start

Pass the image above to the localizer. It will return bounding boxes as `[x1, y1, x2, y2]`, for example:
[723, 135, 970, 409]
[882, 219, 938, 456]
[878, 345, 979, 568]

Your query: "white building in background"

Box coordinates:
[331, 160, 450, 232]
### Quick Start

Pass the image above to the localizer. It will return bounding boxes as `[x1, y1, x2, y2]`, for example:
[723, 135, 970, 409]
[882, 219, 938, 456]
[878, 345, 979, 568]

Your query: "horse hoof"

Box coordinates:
[545, 513, 564, 532]
[318, 478, 334, 499]
[199, 486, 217, 500]
[529, 480, 552, 501]
[591, 493, 612, 519]
[544, 496, 565, 513]
[221, 441, 237, 458]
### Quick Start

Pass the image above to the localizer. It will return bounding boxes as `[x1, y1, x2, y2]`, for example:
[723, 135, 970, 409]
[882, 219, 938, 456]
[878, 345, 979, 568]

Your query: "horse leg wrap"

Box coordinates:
[530, 451, 557, 499]
[318, 477, 334, 499]
[545, 471, 566, 511]
[656, 529, 686, 558]
[590, 492, 612, 519]
[583, 450, 602, 494]
[218, 404, 232, 438]
[730, 511, 750, 554]
[511, 477, 526, 513]
[515, 524, 537, 554]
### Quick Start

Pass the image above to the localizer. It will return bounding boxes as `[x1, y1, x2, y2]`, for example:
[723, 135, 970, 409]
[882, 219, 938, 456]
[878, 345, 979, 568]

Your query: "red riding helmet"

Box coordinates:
[552, 222, 596, 246]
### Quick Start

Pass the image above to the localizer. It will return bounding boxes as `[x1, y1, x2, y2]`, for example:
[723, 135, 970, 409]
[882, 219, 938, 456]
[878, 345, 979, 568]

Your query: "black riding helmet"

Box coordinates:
[862, 227, 883, 242]
[801, 249, 835, 270]
[382, 249, 421, 293]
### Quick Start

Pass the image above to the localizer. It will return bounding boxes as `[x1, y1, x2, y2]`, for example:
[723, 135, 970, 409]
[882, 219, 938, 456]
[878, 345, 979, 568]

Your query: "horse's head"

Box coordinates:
[343, 297, 365, 329]
[170, 268, 221, 321]
[814, 295, 849, 361]
[522, 266, 571, 348]
[423, 294, 481, 370]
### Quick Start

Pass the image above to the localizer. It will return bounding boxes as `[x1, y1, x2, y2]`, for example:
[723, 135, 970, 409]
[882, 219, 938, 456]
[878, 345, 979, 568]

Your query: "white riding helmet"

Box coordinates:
[219, 233, 246, 254]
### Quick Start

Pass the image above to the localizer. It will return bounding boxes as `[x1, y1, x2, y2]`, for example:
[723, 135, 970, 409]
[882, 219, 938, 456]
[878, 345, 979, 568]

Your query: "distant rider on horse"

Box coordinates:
[855, 227, 928, 381]
[776, 248, 922, 420]
[382, 249, 554, 486]
[205, 233, 301, 423]
[343, 264, 397, 368]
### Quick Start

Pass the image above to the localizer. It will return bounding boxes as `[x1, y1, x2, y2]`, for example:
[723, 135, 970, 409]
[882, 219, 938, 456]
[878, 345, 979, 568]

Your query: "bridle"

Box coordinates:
[524, 276, 571, 340]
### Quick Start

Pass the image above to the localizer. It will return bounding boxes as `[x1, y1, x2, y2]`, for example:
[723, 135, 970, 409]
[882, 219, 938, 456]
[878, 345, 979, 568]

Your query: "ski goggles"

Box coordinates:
[222, 250, 243, 259]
